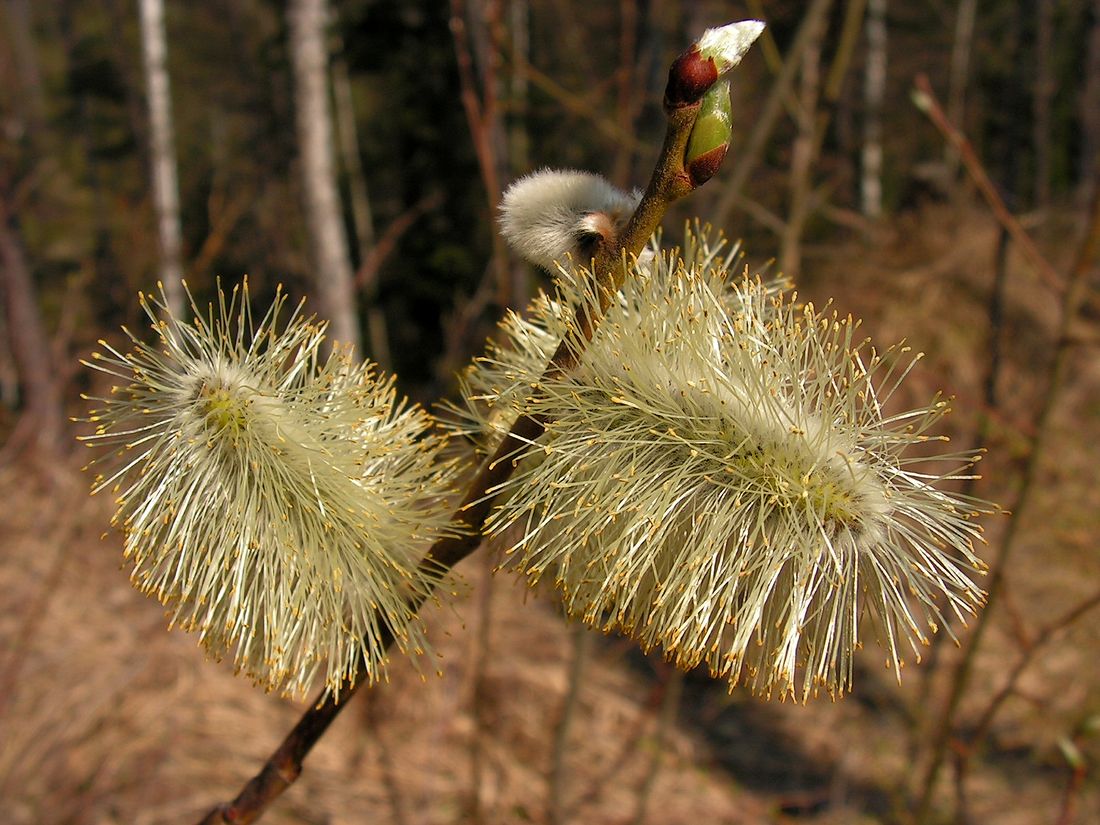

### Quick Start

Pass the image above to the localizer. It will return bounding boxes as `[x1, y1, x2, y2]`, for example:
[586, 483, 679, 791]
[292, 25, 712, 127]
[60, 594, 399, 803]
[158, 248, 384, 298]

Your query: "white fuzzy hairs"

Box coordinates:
[498, 169, 642, 270]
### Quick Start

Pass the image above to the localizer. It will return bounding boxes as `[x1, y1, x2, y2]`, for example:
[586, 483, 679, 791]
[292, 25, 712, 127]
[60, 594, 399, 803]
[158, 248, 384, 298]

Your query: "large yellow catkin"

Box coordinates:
[81, 282, 460, 699]
[455, 225, 994, 702]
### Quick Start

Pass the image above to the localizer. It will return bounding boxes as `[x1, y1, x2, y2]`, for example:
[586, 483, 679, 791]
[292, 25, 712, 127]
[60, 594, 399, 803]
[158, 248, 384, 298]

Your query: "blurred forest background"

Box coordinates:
[2, 1, 1099, 824]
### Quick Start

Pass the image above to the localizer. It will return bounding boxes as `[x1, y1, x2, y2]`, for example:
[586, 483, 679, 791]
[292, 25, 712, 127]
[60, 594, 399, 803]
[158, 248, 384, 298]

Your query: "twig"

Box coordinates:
[450, 0, 511, 307]
[547, 623, 593, 825]
[187, 188, 253, 281]
[745, 0, 802, 122]
[912, 74, 1062, 291]
[466, 551, 496, 822]
[979, 228, 1010, 451]
[943, 0, 977, 181]
[630, 664, 684, 825]
[726, 190, 786, 235]
[329, 29, 391, 367]
[434, 260, 499, 397]
[610, 0, 640, 188]
[824, 0, 867, 101]
[779, 7, 825, 279]
[914, 175, 1100, 824]
[353, 192, 444, 292]
[499, 38, 648, 153]
[194, 40, 712, 825]
[1054, 731, 1089, 825]
[951, 746, 973, 825]
[911, 222, 1013, 725]
[969, 589, 1100, 748]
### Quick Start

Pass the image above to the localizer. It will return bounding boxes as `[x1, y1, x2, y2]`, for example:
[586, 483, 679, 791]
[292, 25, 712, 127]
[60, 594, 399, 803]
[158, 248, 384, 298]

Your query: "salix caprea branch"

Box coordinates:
[186, 21, 766, 825]
[82, 19, 995, 823]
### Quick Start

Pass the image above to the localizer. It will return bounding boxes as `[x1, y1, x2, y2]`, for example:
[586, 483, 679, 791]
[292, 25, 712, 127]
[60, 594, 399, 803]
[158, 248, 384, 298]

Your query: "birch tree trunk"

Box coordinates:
[289, 0, 360, 352]
[861, 0, 887, 218]
[137, 0, 184, 314]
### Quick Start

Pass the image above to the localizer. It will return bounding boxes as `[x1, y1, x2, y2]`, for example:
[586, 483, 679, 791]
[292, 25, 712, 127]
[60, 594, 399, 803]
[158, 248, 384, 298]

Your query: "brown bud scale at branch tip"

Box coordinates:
[664, 47, 718, 109]
[666, 21, 765, 109]
[688, 144, 729, 186]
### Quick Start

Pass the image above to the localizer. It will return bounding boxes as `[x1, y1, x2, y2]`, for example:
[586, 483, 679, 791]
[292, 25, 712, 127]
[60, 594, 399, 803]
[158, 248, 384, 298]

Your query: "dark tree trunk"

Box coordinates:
[0, 205, 63, 457]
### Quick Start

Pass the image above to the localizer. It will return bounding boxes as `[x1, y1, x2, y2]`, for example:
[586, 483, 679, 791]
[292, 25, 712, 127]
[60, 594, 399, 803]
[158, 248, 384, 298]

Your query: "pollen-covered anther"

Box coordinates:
[79, 282, 460, 699]
[453, 223, 994, 702]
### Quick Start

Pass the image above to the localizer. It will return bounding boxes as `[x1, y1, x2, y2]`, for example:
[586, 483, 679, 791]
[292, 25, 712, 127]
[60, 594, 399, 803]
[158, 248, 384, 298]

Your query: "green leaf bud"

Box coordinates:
[686, 81, 732, 186]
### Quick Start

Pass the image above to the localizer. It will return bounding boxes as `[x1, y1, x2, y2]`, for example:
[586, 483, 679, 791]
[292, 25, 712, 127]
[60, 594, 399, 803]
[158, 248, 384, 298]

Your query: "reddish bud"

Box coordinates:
[688, 144, 729, 187]
[665, 46, 719, 109]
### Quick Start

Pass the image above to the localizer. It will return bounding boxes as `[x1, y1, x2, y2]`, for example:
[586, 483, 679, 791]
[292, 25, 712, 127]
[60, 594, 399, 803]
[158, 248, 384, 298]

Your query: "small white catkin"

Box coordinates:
[498, 169, 641, 271]
[455, 224, 994, 702]
[81, 282, 459, 699]
[697, 21, 767, 73]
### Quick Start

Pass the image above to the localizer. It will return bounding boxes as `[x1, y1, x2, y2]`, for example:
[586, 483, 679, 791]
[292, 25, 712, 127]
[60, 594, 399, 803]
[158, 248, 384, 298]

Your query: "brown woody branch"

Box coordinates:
[353, 191, 444, 292]
[195, 44, 711, 825]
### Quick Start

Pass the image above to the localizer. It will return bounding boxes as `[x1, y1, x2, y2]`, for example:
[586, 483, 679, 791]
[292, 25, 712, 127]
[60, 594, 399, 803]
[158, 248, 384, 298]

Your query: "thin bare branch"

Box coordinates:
[450, 0, 511, 307]
[912, 74, 1062, 291]
[610, 0, 641, 187]
[187, 188, 253, 281]
[630, 665, 683, 825]
[914, 172, 1100, 824]
[968, 589, 1100, 751]
[0, 191, 63, 457]
[1055, 730, 1090, 825]
[547, 624, 593, 825]
[353, 192, 444, 292]
[466, 552, 496, 822]
[501, 43, 648, 153]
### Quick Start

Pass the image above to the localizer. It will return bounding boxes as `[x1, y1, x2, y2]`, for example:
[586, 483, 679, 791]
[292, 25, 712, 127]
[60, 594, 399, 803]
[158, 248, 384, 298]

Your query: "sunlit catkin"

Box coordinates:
[81, 282, 457, 698]
[457, 227, 992, 701]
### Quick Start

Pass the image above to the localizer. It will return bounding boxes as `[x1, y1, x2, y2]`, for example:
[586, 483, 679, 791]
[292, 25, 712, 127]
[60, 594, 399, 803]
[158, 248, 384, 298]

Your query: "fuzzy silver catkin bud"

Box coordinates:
[498, 169, 641, 271]
[81, 282, 459, 699]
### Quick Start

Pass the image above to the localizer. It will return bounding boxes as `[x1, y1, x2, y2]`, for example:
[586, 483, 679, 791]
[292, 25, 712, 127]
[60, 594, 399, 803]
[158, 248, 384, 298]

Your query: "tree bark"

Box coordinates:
[1081, 0, 1100, 204]
[0, 203, 62, 456]
[944, 0, 977, 183]
[289, 0, 361, 352]
[779, 13, 824, 280]
[1033, 0, 1054, 207]
[137, 0, 185, 315]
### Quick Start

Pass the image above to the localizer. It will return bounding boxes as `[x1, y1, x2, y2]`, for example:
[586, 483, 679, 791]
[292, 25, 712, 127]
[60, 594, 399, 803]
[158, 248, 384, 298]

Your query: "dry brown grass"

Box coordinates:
[2, 204, 1097, 824]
